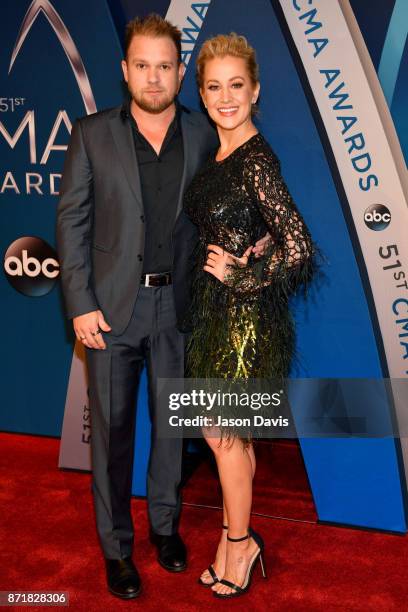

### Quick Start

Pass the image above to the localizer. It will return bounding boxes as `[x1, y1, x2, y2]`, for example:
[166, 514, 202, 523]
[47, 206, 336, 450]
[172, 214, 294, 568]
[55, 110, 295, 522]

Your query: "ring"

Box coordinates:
[90, 329, 101, 336]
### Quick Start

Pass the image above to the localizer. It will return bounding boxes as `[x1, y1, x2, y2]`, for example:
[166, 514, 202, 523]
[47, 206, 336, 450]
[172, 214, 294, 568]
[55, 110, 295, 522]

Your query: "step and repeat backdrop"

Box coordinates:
[1, 0, 407, 532]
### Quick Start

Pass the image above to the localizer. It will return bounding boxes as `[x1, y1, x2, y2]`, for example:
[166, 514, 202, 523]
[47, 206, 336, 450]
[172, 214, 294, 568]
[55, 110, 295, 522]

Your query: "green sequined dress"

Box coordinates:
[183, 133, 316, 434]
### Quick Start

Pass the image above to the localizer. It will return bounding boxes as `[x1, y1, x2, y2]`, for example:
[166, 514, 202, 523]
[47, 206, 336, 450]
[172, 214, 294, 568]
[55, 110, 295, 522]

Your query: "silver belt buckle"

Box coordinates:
[143, 272, 171, 287]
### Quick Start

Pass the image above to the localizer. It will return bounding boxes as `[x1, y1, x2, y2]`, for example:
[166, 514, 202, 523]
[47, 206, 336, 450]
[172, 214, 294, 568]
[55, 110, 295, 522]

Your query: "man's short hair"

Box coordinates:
[125, 13, 182, 64]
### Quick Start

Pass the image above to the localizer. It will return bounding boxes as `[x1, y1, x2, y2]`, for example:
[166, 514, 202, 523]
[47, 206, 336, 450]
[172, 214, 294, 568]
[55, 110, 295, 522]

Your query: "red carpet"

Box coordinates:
[183, 440, 317, 521]
[1, 432, 408, 611]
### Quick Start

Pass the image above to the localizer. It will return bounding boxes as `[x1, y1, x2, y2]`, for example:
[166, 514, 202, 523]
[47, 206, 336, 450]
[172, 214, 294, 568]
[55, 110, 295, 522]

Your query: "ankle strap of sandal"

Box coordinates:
[222, 524, 228, 530]
[227, 533, 249, 542]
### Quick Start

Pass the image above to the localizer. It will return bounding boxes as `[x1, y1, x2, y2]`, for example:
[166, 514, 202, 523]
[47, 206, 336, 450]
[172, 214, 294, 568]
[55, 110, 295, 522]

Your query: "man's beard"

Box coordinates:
[129, 87, 175, 114]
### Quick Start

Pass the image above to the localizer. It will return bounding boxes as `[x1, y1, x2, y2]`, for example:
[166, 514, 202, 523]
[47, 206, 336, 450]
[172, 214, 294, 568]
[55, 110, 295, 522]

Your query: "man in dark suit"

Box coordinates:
[57, 14, 218, 599]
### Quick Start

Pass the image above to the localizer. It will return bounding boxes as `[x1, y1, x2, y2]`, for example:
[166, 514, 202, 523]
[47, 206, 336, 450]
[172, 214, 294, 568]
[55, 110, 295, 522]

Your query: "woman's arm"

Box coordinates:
[223, 150, 315, 294]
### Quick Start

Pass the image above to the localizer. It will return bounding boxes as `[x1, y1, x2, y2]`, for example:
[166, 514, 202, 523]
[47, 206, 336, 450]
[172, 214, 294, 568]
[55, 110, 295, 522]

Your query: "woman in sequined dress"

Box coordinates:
[183, 34, 316, 598]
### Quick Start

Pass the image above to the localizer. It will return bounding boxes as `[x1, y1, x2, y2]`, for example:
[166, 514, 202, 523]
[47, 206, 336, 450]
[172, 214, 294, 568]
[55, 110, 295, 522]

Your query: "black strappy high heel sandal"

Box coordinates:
[198, 524, 228, 587]
[213, 529, 267, 598]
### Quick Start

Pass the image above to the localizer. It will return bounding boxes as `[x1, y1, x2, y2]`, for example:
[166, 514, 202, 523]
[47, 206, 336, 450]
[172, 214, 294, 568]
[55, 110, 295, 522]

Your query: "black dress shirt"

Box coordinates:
[123, 98, 184, 274]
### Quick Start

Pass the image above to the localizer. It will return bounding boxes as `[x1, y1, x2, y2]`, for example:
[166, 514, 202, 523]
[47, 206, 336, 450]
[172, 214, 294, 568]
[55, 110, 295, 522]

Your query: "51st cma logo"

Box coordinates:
[4, 236, 59, 296]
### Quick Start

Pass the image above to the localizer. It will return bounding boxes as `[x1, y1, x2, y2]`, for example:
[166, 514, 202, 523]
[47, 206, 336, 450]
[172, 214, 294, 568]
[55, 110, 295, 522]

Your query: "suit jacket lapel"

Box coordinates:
[108, 106, 199, 217]
[108, 110, 144, 211]
[176, 112, 197, 219]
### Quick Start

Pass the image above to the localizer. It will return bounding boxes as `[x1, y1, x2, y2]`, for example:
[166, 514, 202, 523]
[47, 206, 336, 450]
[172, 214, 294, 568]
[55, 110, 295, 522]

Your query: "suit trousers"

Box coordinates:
[86, 285, 185, 559]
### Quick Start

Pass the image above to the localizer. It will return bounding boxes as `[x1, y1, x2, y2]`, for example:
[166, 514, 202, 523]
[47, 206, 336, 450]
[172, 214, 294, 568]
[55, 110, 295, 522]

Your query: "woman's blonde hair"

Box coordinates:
[196, 33, 259, 90]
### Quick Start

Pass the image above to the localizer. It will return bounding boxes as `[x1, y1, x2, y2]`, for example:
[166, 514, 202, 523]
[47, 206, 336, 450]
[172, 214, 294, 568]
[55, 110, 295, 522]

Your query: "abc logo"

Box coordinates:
[364, 204, 391, 231]
[4, 236, 59, 296]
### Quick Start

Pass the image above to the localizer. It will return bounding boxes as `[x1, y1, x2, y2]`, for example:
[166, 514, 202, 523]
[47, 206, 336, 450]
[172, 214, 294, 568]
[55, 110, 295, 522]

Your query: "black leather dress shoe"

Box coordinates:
[151, 532, 187, 572]
[105, 556, 141, 599]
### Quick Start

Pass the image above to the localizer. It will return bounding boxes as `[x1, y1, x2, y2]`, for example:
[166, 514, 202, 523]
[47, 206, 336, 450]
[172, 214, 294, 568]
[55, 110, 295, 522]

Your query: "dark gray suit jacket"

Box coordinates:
[56, 104, 218, 335]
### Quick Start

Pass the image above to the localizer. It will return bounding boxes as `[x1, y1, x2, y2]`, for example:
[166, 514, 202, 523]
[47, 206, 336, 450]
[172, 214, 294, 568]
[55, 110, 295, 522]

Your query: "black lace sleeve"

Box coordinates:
[224, 150, 316, 295]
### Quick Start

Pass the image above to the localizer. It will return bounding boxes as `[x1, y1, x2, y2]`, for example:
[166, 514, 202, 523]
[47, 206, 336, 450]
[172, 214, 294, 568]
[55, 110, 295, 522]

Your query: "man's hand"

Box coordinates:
[204, 244, 252, 283]
[252, 232, 272, 258]
[73, 310, 112, 350]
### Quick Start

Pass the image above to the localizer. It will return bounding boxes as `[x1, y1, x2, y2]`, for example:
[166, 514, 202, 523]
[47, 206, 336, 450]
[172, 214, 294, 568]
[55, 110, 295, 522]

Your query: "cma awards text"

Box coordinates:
[0, 109, 71, 196]
[291, 0, 380, 192]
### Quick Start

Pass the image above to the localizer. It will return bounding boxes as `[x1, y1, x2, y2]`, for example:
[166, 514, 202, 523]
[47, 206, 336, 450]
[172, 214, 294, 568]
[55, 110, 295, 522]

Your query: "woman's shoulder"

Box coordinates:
[243, 133, 281, 171]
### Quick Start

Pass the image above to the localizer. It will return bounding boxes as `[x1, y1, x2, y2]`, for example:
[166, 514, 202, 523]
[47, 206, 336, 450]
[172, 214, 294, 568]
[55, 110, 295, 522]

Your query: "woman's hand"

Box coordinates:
[252, 232, 272, 258]
[204, 244, 253, 283]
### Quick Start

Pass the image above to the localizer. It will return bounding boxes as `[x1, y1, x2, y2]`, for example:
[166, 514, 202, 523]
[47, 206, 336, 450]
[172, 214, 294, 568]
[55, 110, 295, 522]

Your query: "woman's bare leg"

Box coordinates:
[202, 433, 259, 595]
[246, 442, 256, 477]
[200, 429, 257, 586]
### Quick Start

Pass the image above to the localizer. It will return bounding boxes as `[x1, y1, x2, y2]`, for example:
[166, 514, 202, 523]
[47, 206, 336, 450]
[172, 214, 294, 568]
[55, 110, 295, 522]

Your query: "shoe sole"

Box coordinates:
[158, 558, 187, 573]
[213, 590, 247, 599]
[108, 586, 141, 599]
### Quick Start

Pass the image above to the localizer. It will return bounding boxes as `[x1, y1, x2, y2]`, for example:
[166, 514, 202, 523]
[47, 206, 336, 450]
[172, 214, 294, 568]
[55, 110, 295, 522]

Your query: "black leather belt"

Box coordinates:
[140, 272, 172, 287]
